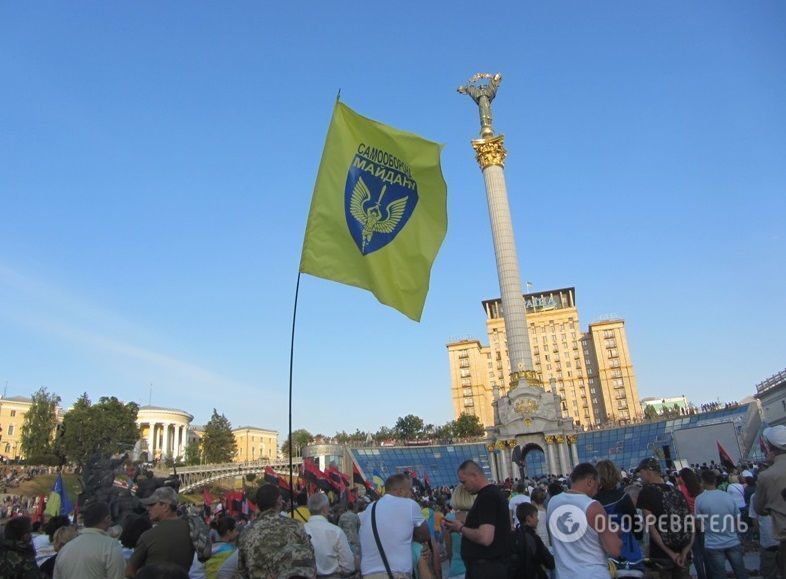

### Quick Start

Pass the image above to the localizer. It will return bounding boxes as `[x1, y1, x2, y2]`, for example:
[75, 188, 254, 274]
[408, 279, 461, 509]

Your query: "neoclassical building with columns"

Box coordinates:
[136, 405, 194, 462]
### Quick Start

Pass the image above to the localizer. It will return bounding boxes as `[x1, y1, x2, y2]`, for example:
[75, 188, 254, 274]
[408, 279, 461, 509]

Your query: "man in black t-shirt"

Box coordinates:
[444, 460, 510, 579]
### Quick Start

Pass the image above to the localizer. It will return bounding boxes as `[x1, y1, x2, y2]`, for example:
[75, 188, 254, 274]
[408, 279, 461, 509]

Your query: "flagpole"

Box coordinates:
[287, 271, 302, 517]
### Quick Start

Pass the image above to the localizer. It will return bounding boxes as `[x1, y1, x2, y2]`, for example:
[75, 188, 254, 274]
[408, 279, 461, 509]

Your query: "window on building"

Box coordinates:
[4, 443, 9, 453]
[463, 398, 474, 407]
[604, 330, 614, 338]
[10, 410, 16, 417]
[608, 349, 619, 358]
[460, 369, 471, 378]
[462, 388, 472, 397]
[461, 378, 471, 386]
[7, 425, 14, 436]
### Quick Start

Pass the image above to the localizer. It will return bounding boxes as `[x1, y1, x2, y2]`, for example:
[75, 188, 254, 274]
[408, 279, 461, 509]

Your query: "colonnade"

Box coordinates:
[138, 421, 189, 461]
[489, 433, 580, 480]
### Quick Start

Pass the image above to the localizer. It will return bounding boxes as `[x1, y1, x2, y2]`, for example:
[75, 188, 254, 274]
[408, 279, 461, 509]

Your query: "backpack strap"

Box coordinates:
[371, 501, 394, 579]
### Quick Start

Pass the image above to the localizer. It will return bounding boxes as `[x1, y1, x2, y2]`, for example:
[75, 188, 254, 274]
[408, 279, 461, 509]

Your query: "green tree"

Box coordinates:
[57, 395, 140, 466]
[453, 413, 485, 438]
[394, 415, 425, 440]
[373, 426, 394, 442]
[644, 405, 658, 419]
[281, 429, 313, 458]
[201, 409, 237, 464]
[433, 422, 455, 441]
[183, 440, 202, 465]
[20, 387, 61, 464]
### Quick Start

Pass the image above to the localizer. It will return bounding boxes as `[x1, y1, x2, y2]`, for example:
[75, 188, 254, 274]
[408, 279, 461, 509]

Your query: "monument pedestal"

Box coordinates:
[489, 383, 578, 480]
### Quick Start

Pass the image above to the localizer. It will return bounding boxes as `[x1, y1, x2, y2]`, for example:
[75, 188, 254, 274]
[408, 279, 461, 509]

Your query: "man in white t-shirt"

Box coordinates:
[359, 473, 428, 578]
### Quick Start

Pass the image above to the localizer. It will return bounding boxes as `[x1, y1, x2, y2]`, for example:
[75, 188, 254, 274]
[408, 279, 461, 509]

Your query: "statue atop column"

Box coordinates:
[458, 73, 503, 139]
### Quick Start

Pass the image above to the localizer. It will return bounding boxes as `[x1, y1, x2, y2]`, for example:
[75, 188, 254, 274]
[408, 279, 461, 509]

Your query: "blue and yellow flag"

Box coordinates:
[299, 101, 447, 321]
[44, 472, 73, 517]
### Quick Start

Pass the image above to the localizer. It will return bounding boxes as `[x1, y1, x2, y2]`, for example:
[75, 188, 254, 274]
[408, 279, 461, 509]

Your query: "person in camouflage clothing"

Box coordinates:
[239, 484, 316, 579]
[0, 516, 41, 579]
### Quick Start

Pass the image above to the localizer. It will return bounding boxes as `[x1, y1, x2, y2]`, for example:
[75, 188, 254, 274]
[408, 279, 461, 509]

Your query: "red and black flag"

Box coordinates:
[303, 459, 333, 493]
[326, 465, 346, 494]
[264, 466, 293, 500]
[353, 462, 366, 486]
[424, 472, 432, 494]
[717, 441, 736, 472]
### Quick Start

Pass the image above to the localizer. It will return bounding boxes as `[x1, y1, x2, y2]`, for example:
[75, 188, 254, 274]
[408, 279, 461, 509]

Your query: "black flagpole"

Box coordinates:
[287, 271, 302, 516]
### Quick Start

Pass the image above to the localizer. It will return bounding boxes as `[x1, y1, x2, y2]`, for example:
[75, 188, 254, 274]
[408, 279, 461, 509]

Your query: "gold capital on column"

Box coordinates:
[566, 434, 577, 444]
[555, 434, 566, 444]
[471, 135, 506, 169]
[544, 435, 556, 445]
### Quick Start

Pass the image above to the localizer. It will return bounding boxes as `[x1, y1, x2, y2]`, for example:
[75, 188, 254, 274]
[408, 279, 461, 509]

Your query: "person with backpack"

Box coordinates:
[635, 458, 694, 579]
[509, 502, 554, 579]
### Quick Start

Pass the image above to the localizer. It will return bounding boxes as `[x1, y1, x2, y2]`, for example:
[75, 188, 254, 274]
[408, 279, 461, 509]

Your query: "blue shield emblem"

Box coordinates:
[345, 152, 418, 255]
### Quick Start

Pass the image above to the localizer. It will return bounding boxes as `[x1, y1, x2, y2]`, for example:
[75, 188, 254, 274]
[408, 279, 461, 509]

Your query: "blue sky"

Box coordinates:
[1, 2, 784, 439]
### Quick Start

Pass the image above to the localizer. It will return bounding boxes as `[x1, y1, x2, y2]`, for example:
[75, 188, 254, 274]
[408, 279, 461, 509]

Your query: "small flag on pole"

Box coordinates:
[300, 101, 448, 321]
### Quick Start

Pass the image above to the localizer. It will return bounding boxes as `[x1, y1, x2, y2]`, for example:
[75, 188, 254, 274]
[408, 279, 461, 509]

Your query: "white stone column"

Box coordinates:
[568, 435, 579, 466]
[545, 437, 557, 475]
[557, 438, 570, 476]
[480, 158, 534, 386]
[499, 448, 511, 481]
[172, 425, 180, 460]
[146, 423, 155, 461]
[488, 449, 499, 481]
[162, 423, 170, 459]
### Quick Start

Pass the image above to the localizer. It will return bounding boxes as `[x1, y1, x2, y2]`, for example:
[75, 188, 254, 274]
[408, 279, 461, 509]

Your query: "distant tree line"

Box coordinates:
[280, 412, 486, 457]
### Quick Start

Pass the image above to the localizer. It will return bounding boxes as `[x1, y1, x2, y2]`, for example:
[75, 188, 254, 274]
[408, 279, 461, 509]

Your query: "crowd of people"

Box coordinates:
[1, 423, 785, 578]
[0, 466, 59, 494]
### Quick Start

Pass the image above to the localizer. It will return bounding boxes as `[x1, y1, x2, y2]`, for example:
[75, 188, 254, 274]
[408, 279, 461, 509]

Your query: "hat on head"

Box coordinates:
[635, 457, 661, 473]
[741, 469, 753, 478]
[764, 426, 786, 451]
[141, 486, 179, 506]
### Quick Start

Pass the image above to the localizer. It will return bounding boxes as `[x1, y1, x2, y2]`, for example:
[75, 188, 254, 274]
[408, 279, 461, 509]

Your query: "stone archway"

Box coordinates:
[512, 434, 548, 480]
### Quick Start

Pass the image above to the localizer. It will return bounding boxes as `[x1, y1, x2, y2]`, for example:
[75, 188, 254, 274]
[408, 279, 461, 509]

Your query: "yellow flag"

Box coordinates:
[300, 102, 447, 321]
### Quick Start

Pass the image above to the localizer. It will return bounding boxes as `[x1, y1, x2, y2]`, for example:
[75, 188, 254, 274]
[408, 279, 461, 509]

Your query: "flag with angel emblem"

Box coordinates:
[299, 101, 447, 321]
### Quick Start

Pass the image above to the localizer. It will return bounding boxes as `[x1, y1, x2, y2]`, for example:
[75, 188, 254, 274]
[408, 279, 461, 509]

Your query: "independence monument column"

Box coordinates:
[458, 73, 539, 392]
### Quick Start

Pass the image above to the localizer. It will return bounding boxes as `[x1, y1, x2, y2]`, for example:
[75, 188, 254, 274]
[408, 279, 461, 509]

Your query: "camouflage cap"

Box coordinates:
[141, 485, 179, 506]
